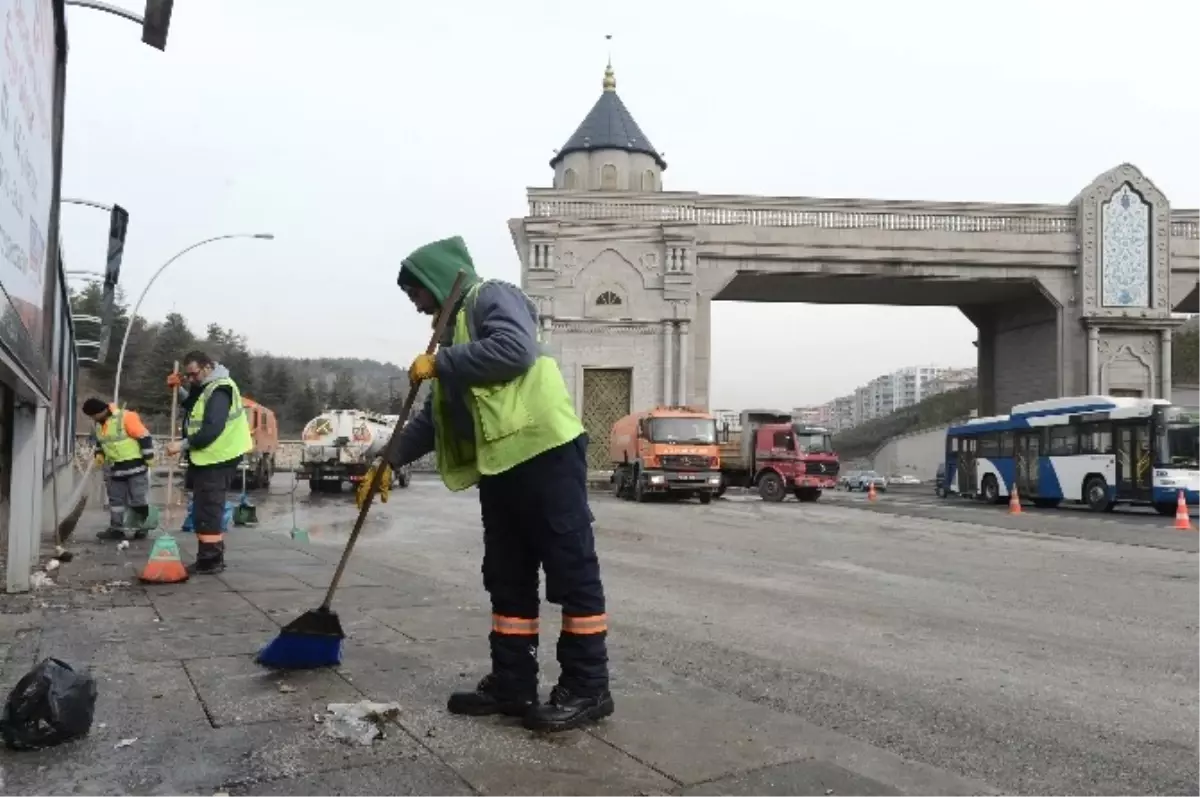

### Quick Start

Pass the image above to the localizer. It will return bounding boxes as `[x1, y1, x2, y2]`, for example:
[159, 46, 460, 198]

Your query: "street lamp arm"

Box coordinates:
[112, 233, 274, 404]
[61, 197, 114, 212]
[64, 0, 144, 25]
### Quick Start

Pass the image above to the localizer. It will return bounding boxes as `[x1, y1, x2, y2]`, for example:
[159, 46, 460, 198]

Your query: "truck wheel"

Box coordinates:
[758, 472, 785, 502]
[699, 491, 712, 505]
[715, 477, 727, 498]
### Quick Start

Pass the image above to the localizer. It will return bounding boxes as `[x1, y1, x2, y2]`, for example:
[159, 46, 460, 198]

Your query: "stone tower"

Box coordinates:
[549, 61, 667, 193]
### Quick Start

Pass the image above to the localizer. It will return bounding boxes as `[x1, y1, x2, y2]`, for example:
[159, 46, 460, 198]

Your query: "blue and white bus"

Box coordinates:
[943, 395, 1199, 514]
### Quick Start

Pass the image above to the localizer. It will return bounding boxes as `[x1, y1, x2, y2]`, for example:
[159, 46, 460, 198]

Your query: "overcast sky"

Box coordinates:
[59, 0, 1199, 409]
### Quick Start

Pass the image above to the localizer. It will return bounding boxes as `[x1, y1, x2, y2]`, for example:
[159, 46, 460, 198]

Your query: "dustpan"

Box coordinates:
[232, 464, 258, 526]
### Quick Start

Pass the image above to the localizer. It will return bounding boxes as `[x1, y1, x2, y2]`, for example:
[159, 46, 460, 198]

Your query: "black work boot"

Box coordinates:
[522, 684, 614, 732]
[189, 540, 226, 575]
[447, 674, 536, 718]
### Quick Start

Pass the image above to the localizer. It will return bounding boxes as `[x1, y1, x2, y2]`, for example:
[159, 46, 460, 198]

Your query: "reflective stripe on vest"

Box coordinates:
[97, 410, 142, 463]
[431, 280, 584, 490]
[186, 377, 254, 466]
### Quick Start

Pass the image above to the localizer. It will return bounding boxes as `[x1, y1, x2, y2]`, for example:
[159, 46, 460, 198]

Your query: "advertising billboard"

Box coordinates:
[0, 0, 56, 390]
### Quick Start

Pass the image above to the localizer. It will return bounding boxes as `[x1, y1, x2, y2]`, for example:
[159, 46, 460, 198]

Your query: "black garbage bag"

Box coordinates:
[0, 657, 98, 750]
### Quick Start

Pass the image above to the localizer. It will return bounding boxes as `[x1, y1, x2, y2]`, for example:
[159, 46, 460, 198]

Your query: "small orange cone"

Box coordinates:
[1008, 484, 1022, 514]
[867, 482, 877, 501]
[138, 534, 189, 584]
[1174, 490, 1192, 531]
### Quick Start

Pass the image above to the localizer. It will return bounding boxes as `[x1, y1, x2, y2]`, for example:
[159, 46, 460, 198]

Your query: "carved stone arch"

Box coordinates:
[1074, 163, 1172, 319]
[559, 248, 653, 290]
[1098, 341, 1156, 396]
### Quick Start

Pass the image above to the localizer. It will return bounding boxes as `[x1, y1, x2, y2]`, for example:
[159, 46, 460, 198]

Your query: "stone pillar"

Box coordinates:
[677, 320, 690, 406]
[1087, 325, 1100, 394]
[1161, 327, 1173, 400]
[661, 320, 674, 405]
[540, 316, 553, 346]
[976, 326, 996, 417]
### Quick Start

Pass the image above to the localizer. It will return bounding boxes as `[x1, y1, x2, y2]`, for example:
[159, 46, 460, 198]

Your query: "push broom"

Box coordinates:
[256, 270, 468, 670]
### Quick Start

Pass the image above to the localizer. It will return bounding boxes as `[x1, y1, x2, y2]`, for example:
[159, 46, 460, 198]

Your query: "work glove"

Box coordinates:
[93, 453, 104, 468]
[408, 353, 436, 385]
[355, 460, 393, 509]
[166, 372, 182, 389]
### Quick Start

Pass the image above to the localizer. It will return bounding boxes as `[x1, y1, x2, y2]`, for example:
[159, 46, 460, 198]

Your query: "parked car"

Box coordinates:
[847, 471, 888, 492]
[838, 470, 861, 490]
[891, 474, 921, 485]
[935, 463, 946, 498]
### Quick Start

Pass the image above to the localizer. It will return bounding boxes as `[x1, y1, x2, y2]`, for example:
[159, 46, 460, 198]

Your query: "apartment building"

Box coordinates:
[822, 364, 976, 432]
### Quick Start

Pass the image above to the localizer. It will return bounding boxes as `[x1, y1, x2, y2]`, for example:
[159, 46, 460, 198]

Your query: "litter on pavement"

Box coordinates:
[316, 701, 401, 746]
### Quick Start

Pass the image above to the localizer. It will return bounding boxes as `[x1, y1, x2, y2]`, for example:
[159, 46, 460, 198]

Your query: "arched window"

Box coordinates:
[563, 168, 579, 190]
[641, 170, 656, 191]
[595, 290, 623, 306]
[600, 163, 618, 190]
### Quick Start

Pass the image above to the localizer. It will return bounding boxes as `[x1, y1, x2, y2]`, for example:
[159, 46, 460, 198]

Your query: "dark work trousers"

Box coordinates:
[191, 464, 235, 568]
[478, 434, 608, 698]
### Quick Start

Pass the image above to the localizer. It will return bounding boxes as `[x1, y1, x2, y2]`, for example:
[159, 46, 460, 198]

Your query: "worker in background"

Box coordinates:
[164, 350, 252, 574]
[358, 235, 612, 733]
[83, 397, 154, 540]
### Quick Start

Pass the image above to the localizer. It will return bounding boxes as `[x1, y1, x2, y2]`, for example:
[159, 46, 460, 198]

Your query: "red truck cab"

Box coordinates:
[717, 410, 840, 502]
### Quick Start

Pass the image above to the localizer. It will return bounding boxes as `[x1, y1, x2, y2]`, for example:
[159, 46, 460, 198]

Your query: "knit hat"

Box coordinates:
[82, 398, 108, 416]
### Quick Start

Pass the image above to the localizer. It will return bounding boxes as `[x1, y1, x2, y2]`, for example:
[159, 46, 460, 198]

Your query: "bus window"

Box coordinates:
[949, 437, 960, 452]
[978, 434, 999, 457]
[1049, 427, 1078, 456]
[1080, 423, 1113, 455]
[999, 431, 1014, 457]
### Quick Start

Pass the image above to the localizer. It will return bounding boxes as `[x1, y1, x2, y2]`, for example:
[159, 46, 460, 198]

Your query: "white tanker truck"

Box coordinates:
[297, 409, 412, 494]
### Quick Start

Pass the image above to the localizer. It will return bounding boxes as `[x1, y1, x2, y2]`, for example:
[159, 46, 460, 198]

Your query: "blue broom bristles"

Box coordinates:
[256, 632, 343, 670]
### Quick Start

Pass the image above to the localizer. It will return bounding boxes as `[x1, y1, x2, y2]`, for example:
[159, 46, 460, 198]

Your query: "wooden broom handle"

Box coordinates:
[321, 270, 469, 608]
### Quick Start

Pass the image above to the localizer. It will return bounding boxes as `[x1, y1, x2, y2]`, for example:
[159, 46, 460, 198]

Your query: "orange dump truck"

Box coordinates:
[609, 406, 722, 503]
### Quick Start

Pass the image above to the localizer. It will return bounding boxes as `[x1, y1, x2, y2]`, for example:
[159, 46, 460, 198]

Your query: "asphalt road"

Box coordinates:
[256, 475, 1199, 795]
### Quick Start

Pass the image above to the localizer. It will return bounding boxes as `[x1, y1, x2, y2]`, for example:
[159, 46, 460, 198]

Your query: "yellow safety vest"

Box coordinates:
[186, 377, 253, 466]
[96, 409, 142, 463]
[432, 281, 584, 491]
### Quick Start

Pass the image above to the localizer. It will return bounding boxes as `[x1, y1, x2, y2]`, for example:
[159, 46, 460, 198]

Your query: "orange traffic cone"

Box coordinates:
[1008, 485, 1022, 514]
[867, 482, 877, 501]
[1174, 490, 1193, 531]
[138, 534, 189, 583]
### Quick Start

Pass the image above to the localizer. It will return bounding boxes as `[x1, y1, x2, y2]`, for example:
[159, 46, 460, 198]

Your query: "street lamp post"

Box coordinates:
[112, 233, 275, 404]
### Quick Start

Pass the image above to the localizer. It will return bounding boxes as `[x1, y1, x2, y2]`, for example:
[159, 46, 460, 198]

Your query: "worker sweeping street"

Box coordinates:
[358, 235, 612, 733]
[83, 397, 155, 540]
[164, 351, 253, 574]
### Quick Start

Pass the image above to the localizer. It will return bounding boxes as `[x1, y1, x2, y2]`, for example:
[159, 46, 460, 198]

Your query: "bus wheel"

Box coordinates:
[1083, 476, 1110, 512]
[980, 475, 1001, 504]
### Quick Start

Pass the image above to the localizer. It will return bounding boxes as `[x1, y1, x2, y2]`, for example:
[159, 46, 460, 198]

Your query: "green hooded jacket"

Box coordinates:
[399, 236, 480, 304]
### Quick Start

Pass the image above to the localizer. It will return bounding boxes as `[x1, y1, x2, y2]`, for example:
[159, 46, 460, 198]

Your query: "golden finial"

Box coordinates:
[603, 34, 616, 92]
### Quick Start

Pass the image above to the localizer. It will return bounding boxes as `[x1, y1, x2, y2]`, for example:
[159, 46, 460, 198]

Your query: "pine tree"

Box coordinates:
[289, 378, 320, 430]
[134, 312, 195, 416]
[328, 369, 358, 408]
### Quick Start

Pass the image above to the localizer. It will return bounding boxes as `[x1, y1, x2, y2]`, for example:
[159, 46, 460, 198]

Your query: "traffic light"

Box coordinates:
[104, 204, 128, 288]
[141, 0, 173, 51]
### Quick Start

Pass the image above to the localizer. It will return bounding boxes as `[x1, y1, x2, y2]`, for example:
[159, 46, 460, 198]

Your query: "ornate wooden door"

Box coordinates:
[581, 368, 632, 470]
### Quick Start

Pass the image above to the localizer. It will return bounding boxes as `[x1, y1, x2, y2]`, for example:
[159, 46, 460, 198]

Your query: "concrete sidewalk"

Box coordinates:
[0, 507, 993, 796]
